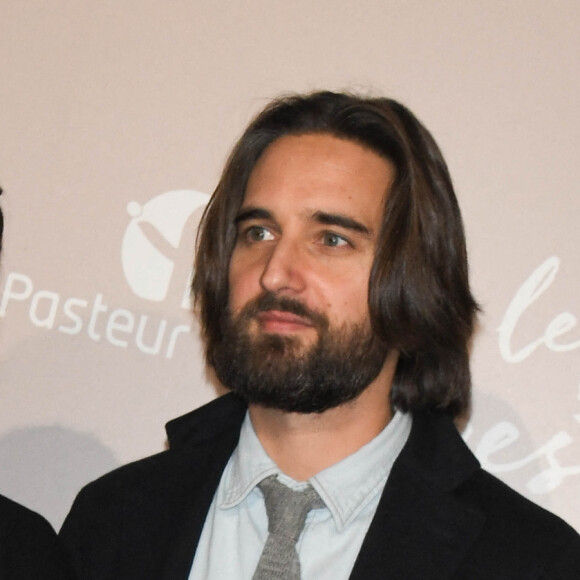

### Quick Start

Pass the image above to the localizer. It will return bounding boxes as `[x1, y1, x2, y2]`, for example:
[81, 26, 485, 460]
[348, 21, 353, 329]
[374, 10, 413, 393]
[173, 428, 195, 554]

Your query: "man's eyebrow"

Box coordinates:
[234, 207, 272, 225]
[312, 211, 372, 237]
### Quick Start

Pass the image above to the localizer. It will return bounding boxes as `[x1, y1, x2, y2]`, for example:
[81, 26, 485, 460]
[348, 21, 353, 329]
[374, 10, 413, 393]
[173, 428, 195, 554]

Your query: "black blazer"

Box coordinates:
[60, 393, 580, 579]
[0, 494, 72, 579]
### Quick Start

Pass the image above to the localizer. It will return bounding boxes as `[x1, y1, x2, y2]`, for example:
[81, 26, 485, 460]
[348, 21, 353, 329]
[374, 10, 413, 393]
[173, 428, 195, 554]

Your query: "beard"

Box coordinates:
[211, 292, 388, 413]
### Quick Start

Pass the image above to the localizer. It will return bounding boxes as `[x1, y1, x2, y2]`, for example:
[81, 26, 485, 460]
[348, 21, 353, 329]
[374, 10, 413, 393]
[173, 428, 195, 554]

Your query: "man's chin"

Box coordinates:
[214, 308, 387, 415]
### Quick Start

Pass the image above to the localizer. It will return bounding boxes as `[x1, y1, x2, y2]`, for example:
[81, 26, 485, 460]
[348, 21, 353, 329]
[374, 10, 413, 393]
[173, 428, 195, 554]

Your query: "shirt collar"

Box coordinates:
[218, 409, 412, 531]
[311, 410, 411, 530]
[218, 413, 278, 509]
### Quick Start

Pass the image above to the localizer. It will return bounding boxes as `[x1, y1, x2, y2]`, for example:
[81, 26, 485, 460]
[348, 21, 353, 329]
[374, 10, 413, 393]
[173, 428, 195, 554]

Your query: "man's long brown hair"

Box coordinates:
[193, 91, 479, 419]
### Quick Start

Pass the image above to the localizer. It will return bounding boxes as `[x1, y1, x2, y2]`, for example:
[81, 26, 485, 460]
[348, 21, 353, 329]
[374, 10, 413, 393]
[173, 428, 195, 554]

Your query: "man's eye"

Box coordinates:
[245, 226, 274, 242]
[322, 232, 349, 247]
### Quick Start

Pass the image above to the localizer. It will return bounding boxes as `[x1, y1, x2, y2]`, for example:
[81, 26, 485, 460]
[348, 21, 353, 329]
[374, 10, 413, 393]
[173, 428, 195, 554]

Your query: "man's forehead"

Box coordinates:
[248, 132, 392, 174]
[241, 133, 392, 210]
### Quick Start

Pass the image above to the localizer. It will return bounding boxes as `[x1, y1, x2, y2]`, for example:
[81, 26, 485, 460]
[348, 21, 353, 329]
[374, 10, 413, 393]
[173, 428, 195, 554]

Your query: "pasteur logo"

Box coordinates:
[121, 190, 209, 303]
[0, 190, 210, 357]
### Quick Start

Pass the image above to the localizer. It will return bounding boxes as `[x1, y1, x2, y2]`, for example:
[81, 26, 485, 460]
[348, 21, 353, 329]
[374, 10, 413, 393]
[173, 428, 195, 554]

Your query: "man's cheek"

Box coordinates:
[228, 283, 247, 316]
[229, 275, 260, 313]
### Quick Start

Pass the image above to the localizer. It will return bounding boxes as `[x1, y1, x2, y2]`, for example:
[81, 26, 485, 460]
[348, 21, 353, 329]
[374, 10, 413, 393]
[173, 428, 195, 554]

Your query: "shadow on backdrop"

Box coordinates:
[0, 425, 118, 529]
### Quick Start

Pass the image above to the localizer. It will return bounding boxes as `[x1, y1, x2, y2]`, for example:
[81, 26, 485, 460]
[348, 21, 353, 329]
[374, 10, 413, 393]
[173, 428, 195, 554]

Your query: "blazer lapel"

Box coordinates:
[349, 411, 485, 580]
[159, 394, 248, 579]
[157, 437, 238, 578]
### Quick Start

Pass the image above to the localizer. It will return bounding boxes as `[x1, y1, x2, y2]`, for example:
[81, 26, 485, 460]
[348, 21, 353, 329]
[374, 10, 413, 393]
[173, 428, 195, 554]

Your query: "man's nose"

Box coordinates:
[259, 239, 306, 295]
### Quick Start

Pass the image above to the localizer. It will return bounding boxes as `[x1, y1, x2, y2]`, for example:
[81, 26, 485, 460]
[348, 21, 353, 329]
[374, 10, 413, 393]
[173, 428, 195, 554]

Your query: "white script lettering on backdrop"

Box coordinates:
[466, 256, 580, 497]
[499, 256, 580, 362]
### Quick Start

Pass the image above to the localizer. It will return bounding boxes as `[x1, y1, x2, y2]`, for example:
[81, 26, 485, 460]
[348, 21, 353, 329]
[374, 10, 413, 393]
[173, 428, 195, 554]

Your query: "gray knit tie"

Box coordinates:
[252, 475, 325, 580]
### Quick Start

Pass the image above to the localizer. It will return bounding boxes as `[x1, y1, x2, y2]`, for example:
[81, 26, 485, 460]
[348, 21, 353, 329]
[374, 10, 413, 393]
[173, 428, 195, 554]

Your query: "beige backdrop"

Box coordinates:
[1, 1, 579, 531]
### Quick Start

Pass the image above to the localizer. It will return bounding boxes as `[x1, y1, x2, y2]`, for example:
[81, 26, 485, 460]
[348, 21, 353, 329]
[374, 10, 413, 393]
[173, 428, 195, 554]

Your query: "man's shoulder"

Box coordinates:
[400, 410, 580, 576]
[59, 393, 247, 578]
[61, 393, 247, 525]
[467, 467, 579, 540]
[458, 468, 580, 576]
[416, 410, 579, 542]
[73, 392, 247, 498]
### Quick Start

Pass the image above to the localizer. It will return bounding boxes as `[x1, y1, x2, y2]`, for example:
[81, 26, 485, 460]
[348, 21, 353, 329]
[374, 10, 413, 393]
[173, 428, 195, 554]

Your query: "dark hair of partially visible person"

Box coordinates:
[193, 91, 480, 420]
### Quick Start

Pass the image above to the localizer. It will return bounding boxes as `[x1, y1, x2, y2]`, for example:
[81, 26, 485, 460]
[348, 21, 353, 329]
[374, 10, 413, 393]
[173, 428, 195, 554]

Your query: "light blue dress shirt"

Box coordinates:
[189, 410, 412, 579]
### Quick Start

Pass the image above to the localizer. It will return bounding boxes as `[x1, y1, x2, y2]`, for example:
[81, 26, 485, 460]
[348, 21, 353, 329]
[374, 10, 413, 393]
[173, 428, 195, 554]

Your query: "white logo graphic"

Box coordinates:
[121, 190, 209, 302]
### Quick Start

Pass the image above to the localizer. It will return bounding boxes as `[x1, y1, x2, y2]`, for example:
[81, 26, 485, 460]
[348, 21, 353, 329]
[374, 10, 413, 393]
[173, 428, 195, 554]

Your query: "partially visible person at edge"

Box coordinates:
[0, 187, 73, 579]
[60, 91, 580, 579]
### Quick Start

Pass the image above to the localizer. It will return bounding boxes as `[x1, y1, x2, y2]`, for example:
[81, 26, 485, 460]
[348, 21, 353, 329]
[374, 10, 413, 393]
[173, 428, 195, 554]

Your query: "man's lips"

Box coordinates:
[256, 310, 315, 333]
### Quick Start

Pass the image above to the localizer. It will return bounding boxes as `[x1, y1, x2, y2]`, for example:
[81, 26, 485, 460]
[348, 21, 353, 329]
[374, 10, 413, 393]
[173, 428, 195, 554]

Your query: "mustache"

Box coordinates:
[238, 292, 329, 328]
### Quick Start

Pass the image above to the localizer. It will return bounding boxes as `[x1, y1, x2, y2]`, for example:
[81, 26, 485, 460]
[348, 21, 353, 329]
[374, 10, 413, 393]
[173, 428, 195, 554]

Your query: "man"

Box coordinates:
[61, 92, 580, 579]
[0, 188, 72, 579]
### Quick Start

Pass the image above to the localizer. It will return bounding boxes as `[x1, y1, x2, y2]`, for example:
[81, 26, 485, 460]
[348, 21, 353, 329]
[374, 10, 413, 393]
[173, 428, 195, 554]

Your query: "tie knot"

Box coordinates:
[258, 475, 324, 541]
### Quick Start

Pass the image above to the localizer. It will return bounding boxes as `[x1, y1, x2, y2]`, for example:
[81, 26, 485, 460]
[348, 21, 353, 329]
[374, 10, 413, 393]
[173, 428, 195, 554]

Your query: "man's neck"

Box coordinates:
[248, 352, 398, 481]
